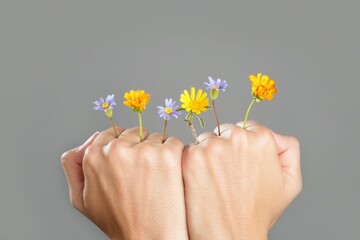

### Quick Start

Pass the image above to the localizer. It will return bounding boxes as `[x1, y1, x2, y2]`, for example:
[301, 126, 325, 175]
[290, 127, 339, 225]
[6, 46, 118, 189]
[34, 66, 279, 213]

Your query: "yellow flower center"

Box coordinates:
[212, 85, 219, 90]
[189, 101, 201, 111]
[101, 102, 110, 109]
[180, 87, 209, 115]
[164, 108, 173, 114]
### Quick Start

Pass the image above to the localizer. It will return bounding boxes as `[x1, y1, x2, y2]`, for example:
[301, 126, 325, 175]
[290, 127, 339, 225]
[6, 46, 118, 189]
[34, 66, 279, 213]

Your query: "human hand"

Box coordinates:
[181, 121, 302, 240]
[61, 127, 188, 240]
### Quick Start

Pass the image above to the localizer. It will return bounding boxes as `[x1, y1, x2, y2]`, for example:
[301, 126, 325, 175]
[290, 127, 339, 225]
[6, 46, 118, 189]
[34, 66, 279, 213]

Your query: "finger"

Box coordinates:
[216, 123, 236, 138]
[60, 132, 99, 212]
[236, 121, 272, 138]
[143, 132, 164, 144]
[164, 136, 184, 149]
[236, 120, 261, 130]
[272, 133, 301, 176]
[197, 131, 217, 143]
[117, 127, 149, 145]
[270, 132, 289, 155]
[92, 126, 125, 146]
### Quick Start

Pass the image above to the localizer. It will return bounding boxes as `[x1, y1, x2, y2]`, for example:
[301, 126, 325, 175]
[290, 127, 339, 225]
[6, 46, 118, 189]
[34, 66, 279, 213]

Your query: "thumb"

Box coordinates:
[272, 132, 302, 197]
[60, 132, 99, 212]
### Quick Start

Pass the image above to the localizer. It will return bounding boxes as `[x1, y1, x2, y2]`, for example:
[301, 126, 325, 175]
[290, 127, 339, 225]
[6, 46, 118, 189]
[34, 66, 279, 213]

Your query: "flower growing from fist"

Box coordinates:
[157, 98, 181, 143]
[124, 90, 151, 112]
[93, 94, 118, 137]
[180, 87, 209, 115]
[243, 73, 277, 128]
[124, 90, 151, 141]
[180, 87, 209, 143]
[249, 73, 277, 101]
[204, 76, 227, 136]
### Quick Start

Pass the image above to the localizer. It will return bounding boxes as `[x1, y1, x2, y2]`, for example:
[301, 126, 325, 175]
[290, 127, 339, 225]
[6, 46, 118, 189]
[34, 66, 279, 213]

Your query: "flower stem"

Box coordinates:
[212, 99, 221, 136]
[243, 98, 256, 128]
[162, 119, 168, 143]
[109, 117, 118, 138]
[138, 112, 143, 141]
[189, 120, 199, 144]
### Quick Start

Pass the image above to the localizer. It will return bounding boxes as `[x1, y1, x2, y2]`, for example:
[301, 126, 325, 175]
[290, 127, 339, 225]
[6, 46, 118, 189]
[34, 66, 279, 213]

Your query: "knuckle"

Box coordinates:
[182, 147, 204, 170]
[106, 140, 122, 156]
[136, 144, 158, 168]
[289, 136, 300, 148]
[161, 147, 182, 170]
[83, 145, 100, 170]
[60, 149, 77, 167]
[256, 127, 275, 146]
[230, 126, 249, 146]
[70, 195, 83, 211]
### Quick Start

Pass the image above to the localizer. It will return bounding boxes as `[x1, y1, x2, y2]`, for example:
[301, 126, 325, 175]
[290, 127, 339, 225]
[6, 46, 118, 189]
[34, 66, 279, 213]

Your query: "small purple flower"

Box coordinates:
[157, 98, 181, 120]
[204, 76, 228, 91]
[93, 94, 116, 112]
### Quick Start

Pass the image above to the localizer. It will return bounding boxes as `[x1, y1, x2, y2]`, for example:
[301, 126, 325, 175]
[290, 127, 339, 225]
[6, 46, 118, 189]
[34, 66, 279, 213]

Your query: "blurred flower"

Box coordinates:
[180, 87, 209, 115]
[249, 73, 277, 101]
[93, 94, 118, 137]
[157, 98, 181, 120]
[123, 90, 150, 112]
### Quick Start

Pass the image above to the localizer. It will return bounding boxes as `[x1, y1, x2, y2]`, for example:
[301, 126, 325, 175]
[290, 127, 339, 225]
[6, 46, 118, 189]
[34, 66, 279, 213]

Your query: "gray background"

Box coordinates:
[0, 0, 359, 239]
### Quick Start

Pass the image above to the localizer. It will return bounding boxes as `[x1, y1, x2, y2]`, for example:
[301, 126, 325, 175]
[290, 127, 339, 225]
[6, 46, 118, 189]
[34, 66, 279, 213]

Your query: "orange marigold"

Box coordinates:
[249, 73, 277, 101]
[123, 89, 150, 112]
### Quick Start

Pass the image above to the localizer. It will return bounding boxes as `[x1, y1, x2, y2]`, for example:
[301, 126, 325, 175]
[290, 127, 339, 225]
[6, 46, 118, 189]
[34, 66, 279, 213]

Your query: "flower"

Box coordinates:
[93, 94, 116, 112]
[180, 87, 209, 115]
[204, 76, 227, 135]
[93, 94, 116, 118]
[123, 90, 151, 112]
[123, 89, 150, 142]
[93, 94, 118, 137]
[204, 76, 227, 92]
[157, 98, 181, 120]
[249, 73, 277, 101]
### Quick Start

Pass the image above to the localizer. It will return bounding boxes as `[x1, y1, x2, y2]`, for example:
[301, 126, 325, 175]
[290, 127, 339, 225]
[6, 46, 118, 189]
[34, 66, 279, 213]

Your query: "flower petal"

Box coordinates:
[208, 76, 215, 86]
[190, 87, 195, 100]
[195, 89, 203, 101]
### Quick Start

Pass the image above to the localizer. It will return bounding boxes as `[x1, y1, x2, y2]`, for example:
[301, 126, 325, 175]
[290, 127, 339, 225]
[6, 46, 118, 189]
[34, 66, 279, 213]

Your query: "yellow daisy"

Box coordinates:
[180, 87, 209, 115]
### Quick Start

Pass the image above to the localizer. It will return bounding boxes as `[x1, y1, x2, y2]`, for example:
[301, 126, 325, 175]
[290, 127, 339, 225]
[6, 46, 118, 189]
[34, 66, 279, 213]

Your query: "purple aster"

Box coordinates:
[204, 76, 228, 91]
[93, 94, 116, 111]
[157, 98, 181, 120]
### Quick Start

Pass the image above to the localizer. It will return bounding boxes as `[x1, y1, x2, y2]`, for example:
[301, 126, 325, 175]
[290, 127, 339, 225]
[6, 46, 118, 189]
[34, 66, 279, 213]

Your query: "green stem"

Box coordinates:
[162, 119, 168, 143]
[212, 99, 221, 136]
[109, 117, 118, 138]
[138, 112, 143, 141]
[243, 98, 256, 129]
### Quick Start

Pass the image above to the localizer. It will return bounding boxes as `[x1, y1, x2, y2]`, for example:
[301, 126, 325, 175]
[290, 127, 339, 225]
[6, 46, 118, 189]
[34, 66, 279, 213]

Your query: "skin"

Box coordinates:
[61, 126, 188, 240]
[181, 121, 302, 240]
[61, 121, 302, 239]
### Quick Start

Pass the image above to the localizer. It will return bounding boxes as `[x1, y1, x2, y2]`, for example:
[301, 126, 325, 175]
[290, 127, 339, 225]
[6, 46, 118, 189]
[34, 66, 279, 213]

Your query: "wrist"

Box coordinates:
[238, 222, 268, 240]
[111, 226, 188, 240]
